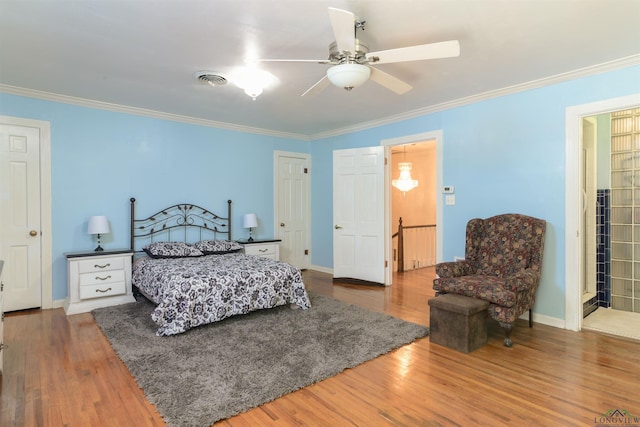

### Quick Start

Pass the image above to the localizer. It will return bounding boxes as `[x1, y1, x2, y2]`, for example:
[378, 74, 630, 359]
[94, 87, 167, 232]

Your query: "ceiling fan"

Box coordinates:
[259, 7, 460, 96]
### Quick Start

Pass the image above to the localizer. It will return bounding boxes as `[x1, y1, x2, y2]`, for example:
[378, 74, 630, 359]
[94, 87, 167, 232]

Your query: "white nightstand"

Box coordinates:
[240, 239, 281, 261]
[64, 249, 136, 315]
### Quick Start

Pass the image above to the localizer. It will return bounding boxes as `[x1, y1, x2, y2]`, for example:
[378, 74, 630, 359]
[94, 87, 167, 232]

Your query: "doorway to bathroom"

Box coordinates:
[581, 107, 640, 340]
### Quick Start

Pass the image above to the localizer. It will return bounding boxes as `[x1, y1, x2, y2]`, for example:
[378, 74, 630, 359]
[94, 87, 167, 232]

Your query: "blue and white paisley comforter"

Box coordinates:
[132, 253, 311, 336]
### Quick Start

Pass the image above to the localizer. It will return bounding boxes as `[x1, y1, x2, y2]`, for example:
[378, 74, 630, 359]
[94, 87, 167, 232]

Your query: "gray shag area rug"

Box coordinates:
[92, 292, 429, 427]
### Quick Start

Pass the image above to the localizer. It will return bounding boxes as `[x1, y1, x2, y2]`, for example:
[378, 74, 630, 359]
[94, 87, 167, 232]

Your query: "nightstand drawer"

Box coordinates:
[79, 269, 125, 287]
[77, 256, 125, 273]
[244, 244, 277, 256]
[79, 281, 126, 300]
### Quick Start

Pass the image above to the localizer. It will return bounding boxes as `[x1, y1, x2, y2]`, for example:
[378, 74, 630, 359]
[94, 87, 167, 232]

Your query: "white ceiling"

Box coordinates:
[1, 0, 639, 138]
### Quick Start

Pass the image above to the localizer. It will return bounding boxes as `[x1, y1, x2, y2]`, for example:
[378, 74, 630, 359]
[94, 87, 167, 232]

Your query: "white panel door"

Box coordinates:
[0, 123, 42, 311]
[333, 147, 385, 283]
[275, 152, 310, 269]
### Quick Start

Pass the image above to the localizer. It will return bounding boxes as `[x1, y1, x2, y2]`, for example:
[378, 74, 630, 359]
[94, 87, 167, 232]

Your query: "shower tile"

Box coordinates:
[596, 189, 611, 308]
[611, 296, 632, 311]
[612, 279, 633, 297]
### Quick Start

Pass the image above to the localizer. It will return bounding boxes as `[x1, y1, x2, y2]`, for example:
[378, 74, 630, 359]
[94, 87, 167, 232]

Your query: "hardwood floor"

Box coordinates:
[1, 268, 639, 426]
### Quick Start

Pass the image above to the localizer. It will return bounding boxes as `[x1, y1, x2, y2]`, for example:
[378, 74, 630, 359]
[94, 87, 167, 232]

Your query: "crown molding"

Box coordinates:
[0, 84, 309, 141]
[2, 55, 638, 142]
[309, 55, 640, 140]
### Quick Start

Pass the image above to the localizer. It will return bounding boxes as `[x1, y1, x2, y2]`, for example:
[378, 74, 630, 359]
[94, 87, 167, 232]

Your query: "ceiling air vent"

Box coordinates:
[194, 71, 228, 86]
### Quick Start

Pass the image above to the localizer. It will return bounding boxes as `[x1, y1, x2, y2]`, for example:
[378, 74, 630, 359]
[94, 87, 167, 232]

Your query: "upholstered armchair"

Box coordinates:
[433, 214, 546, 347]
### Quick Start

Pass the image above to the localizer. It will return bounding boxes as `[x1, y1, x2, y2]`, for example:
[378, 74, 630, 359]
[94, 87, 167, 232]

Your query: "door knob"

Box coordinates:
[29, 230, 38, 237]
[280, 223, 285, 227]
[334, 225, 343, 229]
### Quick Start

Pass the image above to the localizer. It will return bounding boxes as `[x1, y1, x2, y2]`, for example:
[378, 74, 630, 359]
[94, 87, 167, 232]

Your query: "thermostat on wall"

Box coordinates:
[443, 186, 455, 193]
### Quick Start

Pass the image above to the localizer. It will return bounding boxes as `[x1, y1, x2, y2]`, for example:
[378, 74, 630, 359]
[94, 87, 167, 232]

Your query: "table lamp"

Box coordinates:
[243, 213, 258, 241]
[88, 215, 110, 251]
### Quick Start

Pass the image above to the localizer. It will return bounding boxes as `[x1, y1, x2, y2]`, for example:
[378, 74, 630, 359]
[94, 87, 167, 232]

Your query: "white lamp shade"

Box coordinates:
[243, 213, 258, 228]
[326, 63, 371, 89]
[87, 216, 110, 235]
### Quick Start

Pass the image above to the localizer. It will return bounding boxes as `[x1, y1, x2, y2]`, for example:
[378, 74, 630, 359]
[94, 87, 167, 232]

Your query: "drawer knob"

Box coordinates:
[95, 287, 112, 294]
[95, 275, 112, 281]
[259, 248, 268, 252]
[94, 263, 111, 269]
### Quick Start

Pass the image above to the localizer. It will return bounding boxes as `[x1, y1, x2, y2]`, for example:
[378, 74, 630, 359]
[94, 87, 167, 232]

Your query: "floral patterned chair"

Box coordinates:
[433, 214, 546, 347]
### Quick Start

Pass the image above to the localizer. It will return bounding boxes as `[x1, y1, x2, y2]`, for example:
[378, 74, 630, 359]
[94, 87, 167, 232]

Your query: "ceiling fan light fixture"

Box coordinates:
[326, 63, 370, 90]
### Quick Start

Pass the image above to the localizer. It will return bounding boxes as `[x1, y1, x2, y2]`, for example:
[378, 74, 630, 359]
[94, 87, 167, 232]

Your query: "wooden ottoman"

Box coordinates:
[428, 294, 490, 353]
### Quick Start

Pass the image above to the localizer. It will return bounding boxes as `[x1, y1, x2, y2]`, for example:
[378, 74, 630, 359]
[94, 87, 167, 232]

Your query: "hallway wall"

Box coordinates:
[391, 142, 436, 230]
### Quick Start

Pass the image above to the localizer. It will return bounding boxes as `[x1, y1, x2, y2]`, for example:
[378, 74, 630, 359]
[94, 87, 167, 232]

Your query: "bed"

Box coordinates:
[129, 198, 311, 336]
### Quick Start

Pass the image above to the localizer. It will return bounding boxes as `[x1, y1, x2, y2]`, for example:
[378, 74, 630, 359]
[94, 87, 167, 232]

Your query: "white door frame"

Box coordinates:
[0, 115, 52, 309]
[565, 94, 640, 331]
[381, 130, 443, 285]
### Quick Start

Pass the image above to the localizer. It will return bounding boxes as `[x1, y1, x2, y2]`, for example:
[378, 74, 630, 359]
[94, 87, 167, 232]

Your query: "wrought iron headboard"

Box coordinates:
[130, 197, 232, 252]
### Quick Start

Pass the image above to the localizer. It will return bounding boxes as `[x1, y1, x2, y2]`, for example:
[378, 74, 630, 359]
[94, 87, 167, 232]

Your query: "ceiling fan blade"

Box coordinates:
[258, 59, 332, 64]
[301, 75, 330, 97]
[368, 67, 412, 95]
[328, 7, 355, 53]
[367, 40, 460, 65]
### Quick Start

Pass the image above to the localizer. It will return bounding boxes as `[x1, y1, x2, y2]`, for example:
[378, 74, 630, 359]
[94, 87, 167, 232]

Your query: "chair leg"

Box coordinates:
[529, 308, 533, 327]
[499, 322, 513, 347]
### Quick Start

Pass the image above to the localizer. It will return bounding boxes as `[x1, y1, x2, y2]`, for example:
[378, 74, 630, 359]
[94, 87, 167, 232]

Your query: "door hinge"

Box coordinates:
[385, 260, 388, 268]
[384, 157, 388, 165]
[304, 167, 308, 174]
[304, 249, 309, 255]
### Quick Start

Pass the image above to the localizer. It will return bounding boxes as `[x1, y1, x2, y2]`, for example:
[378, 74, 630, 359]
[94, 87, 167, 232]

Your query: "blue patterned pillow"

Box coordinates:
[194, 240, 243, 254]
[143, 242, 204, 258]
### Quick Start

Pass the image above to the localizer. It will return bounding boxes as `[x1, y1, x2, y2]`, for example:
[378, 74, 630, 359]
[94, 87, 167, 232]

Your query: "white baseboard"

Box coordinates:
[308, 265, 333, 274]
[520, 311, 566, 329]
[303, 267, 568, 329]
[52, 298, 66, 309]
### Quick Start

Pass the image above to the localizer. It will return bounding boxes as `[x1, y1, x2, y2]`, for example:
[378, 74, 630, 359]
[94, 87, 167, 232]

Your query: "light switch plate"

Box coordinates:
[445, 195, 456, 205]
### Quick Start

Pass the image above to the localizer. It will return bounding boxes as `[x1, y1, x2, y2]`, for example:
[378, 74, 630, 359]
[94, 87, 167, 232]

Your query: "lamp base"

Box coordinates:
[248, 228, 254, 242]
[94, 234, 104, 251]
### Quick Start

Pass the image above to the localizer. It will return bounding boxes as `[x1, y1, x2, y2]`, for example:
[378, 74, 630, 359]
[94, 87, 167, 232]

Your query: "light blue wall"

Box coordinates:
[0, 93, 309, 301]
[310, 64, 640, 320]
[1, 64, 639, 320]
